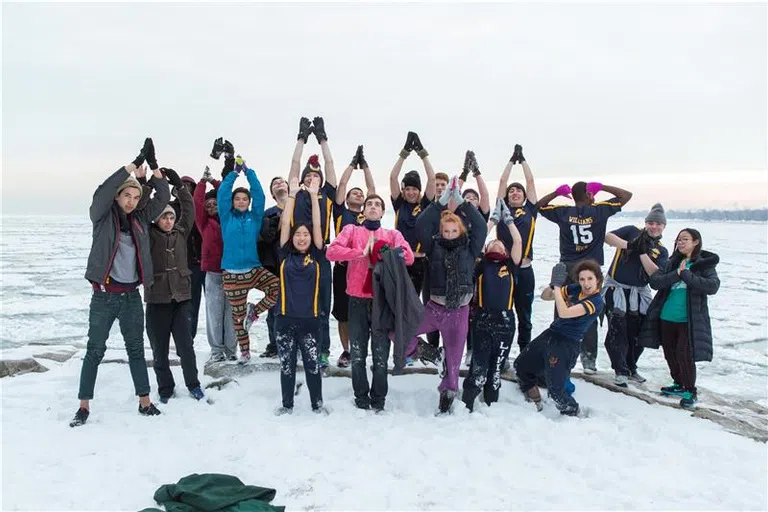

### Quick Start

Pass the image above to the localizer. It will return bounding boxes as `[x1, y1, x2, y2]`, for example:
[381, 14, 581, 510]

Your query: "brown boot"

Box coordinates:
[525, 387, 543, 411]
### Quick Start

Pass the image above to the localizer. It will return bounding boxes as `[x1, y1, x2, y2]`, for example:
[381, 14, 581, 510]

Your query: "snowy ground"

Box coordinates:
[2, 215, 767, 510]
[2, 354, 767, 511]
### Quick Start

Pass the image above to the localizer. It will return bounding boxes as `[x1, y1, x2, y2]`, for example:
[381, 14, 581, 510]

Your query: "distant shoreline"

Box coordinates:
[616, 209, 768, 222]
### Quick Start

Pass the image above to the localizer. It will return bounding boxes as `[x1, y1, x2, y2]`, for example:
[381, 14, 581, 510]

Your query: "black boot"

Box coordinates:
[69, 407, 89, 427]
[138, 403, 162, 416]
[438, 390, 455, 414]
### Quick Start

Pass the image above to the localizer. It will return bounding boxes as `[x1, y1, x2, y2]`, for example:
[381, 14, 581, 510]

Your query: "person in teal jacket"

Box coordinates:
[218, 156, 279, 362]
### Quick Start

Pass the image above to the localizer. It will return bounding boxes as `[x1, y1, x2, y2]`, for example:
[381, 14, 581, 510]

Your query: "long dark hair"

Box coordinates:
[289, 223, 312, 253]
[674, 228, 703, 260]
[572, 259, 604, 289]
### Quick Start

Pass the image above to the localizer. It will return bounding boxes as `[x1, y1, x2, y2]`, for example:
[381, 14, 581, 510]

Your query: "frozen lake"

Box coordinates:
[1, 213, 766, 405]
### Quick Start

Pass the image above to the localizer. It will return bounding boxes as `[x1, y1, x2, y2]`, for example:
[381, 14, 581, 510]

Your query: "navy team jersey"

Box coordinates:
[497, 200, 538, 260]
[292, 183, 336, 244]
[474, 258, 517, 312]
[333, 202, 365, 235]
[393, 194, 431, 253]
[277, 243, 325, 318]
[539, 198, 622, 265]
[607, 225, 670, 287]
[549, 284, 605, 340]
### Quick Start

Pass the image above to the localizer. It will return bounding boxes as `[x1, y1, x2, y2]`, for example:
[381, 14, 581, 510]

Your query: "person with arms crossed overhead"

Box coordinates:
[602, 203, 669, 386]
[70, 138, 169, 427]
[537, 180, 632, 373]
[331, 144, 376, 368]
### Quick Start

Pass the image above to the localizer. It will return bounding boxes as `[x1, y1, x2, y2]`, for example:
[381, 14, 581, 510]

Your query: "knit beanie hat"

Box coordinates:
[401, 170, 422, 191]
[461, 188, 479, 199]
[117, 177, 143, 198]
[300, 155, 324, 186]
[154, 204, 176, 223]
[205, 189, 217, 201]
[645, 203, 667, 224]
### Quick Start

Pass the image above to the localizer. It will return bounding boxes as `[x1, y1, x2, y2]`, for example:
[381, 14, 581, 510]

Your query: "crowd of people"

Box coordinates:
[69, 119, 721, 427]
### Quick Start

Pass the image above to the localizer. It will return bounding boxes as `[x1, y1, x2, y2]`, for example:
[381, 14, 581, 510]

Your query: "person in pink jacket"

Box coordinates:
[326, 194, 414, 412]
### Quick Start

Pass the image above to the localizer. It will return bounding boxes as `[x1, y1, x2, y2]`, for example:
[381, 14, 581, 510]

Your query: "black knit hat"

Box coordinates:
[205, 189, 217, 201]
[401, 170, 422, 191]
[300, 155, 324, 186]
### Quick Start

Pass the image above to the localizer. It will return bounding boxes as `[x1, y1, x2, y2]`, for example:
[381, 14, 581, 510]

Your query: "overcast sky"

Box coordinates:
[2, 2, 766, 214]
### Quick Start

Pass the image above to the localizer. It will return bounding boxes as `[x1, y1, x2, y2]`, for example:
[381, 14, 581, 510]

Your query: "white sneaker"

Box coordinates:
[464, 350, 472, 367]
[629, 372, 647, 383]
[243, 303, 258, 332]
[614, 375, 629, 387]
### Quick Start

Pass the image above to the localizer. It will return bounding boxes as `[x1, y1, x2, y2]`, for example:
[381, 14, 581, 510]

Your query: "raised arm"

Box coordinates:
[421, 155, 436, 202]
[280, 177, 299, 247]
[336, 161, 355, 206]
[90, 166, 134, 222]
[216, 168, 238, 224]
[496, 161, 513, 203]
[537, 189, 561, 209]
[194, 180, 209, 232]
[361, 158, 376, 196]
[176, 182, 196, 235]
[459, 202, 488, 258]
[520, 161, 537, 204]
[142, 167, 170, 222]
[599, 184, 633, 206]
[307, 176, 324, 250]
[506, 218, 523, 266]
[244, 164, 266, 226]
[312, 117, 337, 188]
[416, 202, 443, 256]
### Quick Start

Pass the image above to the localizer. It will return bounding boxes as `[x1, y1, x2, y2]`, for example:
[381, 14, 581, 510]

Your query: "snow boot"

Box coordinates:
[560, 403, 580, 417]
[417, 337, 440, 366]
[190, 387, 205, 401]
[337, 351, 351, 368]
[69, 407, 89, 427]
[243, 303, 258, 332]
[274, 406, 293, 416]
[259, 345, 278, 358]
[462, 387, 481, 412]
[438, 390, 455, 414]
[679, 391, 697, 408]
[138, 403, 162, 416]
[661, 383, 685, 396]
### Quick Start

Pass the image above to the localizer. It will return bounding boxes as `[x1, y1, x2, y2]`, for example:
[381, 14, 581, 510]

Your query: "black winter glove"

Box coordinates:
[549, 262, 569, 289]
[510, 144, 525, 164]
[222, 155, 235, 178]
[400, 132, 415, 159]
[223, 140, 235, 158]
[132, 141, 146, 167]
[144, 138, 158, 170]
[312, 116, 327, 143]
[136, 175, 148, 185]
[411, 133, 428, 158]
[357, 145, 367, 168]
[210, 137, 225, 159]
[162, 168, 183, 189]
[298, 117, 312, 143]
[350, 146, 361, 168]
[469, 151, 481, 177]
[459, 151, 471, 182]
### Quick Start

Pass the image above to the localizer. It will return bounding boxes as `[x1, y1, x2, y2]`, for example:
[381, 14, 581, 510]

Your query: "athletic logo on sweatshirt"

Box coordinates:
[497, 265, 510, 278]
[303, 254, 314, 267]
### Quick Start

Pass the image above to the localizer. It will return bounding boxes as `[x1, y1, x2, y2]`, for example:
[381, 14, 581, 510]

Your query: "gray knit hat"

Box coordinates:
[645, 203, 667, 224]
[154, 204, 176, 223]
[117, 177, 143, 198]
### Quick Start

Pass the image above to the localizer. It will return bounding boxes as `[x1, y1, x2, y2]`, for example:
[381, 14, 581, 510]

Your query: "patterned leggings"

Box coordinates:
[223, 267, 279, 352]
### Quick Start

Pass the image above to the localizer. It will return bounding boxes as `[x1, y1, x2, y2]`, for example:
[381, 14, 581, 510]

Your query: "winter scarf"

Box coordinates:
[362, 240, 390, 296]
[485, 250, 507, 263]
[363, 219, 381, 231]
[437, 235, 467, 309]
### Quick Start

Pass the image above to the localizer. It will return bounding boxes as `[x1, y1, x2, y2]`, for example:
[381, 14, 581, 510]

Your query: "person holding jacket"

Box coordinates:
[274, 175, 328, 415]
[327, 193, 414, 412]
[195, 167, 237, 363]
[145, 168, 204, 403]
[639, 228, 720, 408]
[515, 260, 605, 417]
[218, 155, 279, 362]
[406, 179, 487, 414]
[461, 207, 523, 412]
[70, 138, 169, 427]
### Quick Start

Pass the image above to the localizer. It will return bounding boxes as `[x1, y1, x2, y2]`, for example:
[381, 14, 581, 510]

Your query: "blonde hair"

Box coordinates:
[439, 210, 467, 236]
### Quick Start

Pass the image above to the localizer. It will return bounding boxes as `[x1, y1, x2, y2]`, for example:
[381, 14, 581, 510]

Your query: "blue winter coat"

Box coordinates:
[217, 168, 265, 271]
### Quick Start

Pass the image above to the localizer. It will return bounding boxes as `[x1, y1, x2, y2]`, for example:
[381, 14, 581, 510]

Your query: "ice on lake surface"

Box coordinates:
[1, 213, 767, 405]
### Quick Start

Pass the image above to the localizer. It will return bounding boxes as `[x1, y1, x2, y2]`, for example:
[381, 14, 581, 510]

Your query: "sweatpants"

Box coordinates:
[660, 320, 696, 392]
[223, 267, 279, 352]
[146, 300, 201, 399]
[406, 301, 469, 393]
[275, 315, 323, 409]
[515, 328, 580, 413]
[348, 297, 390, 409]
[318, 258, 332, 357]
[78, 289, 150, 400]
[462, 309, 515, 409]
[204, 272, 236, 357]
[189, 264, 205, 339]
[604, 289, 645, 376]
[514, 265, 535, 351]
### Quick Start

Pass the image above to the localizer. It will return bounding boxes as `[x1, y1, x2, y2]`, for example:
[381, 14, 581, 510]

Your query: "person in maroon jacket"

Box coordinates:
[194, 166, 237, 363]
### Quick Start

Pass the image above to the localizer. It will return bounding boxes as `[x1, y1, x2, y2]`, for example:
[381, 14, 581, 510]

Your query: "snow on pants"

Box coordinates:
[78, 289, 150, 400]
[275, 315, 323, 410]
[222, 266, 279, 352]
[515, 328, 580, 412]
[348, 297, 390, 409]
[204, 272, 237, 357]
[514, 265, 535, 351]
[604, 288, 645, 377]
[406, 301, 469, 393]
[462, 309, 515, 407]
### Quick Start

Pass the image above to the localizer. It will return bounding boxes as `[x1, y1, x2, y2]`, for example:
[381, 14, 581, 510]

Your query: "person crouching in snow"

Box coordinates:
[514, 260, 605, 416]
[326, 192, 415, 412]
[218, 156, 280, 363]
[273, 175, 328, 415]
[461, 202, 523, 412]
[144, 167, 204, 403]
[70, 138, 169, 427]
[407, 177, 487, 414]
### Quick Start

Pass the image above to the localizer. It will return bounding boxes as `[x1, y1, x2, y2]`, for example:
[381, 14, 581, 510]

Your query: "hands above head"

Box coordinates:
[143, 138, 158, 170]
[490, 198, 504, 224]
[161, 168, 183, 189]
[201, 166, 212, 183]
[400, 132, 415, 159]
[460, 151, 472, 182]
[357, 145, 367, 168]
[510, 144, 525, 164]
[288, 176, 300, 198]
[312, 116, 327, 144]
[586, 182, 603, 196]
[468, 151, 480, 177]
[411, 132, 428, 158]
[298, 117, 312, 143]
[234, 155, 247, 173]
[555, 184, 572, 199]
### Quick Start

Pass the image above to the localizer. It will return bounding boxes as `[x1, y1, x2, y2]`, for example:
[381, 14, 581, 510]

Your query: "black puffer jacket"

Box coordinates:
[639, 249, 720, 362]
